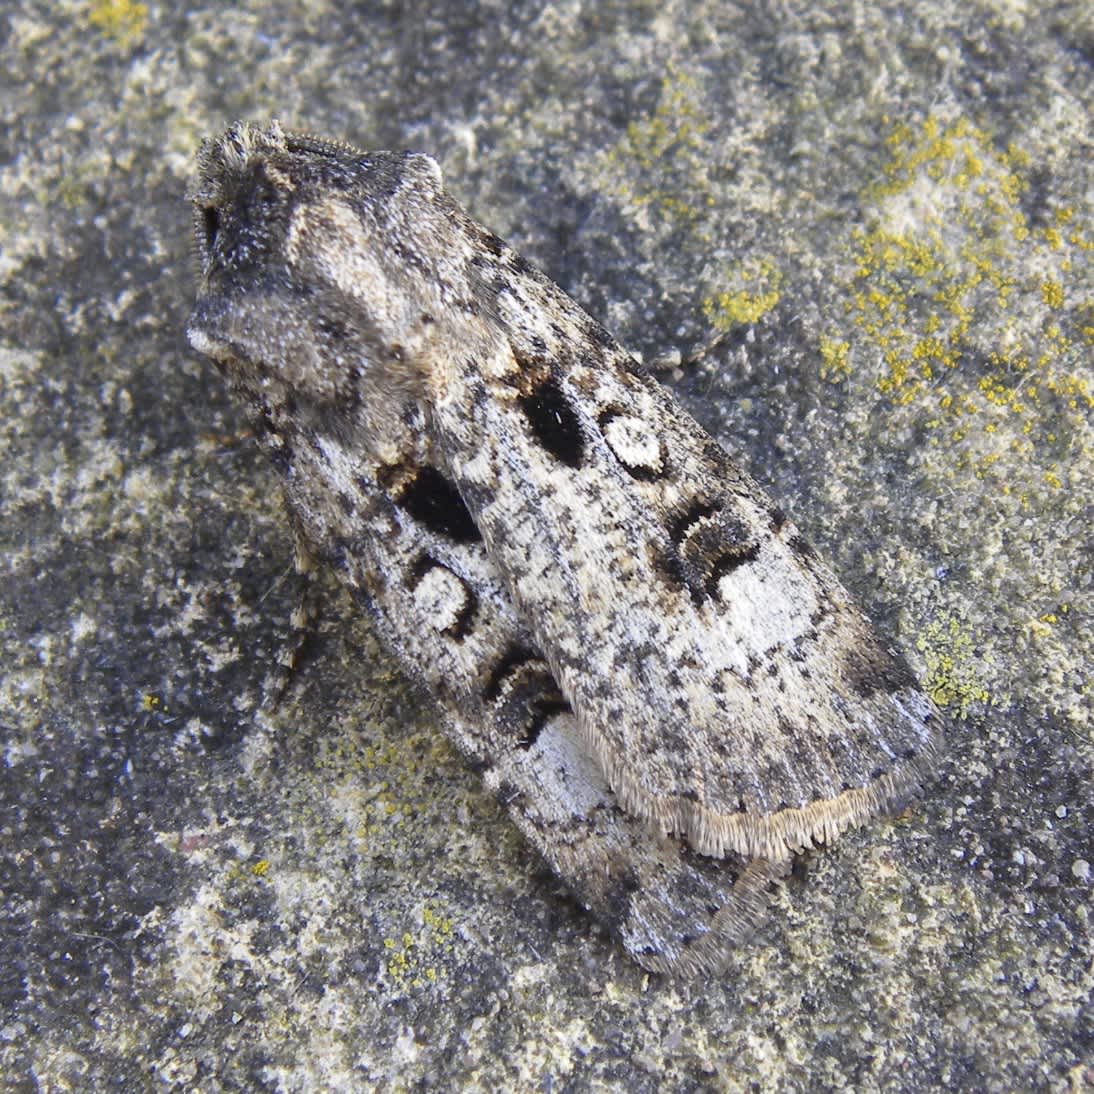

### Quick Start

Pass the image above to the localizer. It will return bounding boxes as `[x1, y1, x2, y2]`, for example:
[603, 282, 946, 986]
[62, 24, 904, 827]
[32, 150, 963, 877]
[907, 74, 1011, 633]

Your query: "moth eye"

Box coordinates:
[202, 206, 220, 250]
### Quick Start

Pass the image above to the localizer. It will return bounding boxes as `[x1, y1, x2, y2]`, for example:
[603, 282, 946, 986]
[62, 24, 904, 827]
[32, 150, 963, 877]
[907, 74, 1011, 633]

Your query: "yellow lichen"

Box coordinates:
[819, 337, 852, 383]
[596, 64, 739, 248]
[828, 113, 1091, 512]
[1040, 279, 1064, 309]
[88, 0, 148, 45]
[601, 68, 711, 226]
[702, 259, 783, 331]
[915, 617, 990, 719]
[382, 902, 456, 990]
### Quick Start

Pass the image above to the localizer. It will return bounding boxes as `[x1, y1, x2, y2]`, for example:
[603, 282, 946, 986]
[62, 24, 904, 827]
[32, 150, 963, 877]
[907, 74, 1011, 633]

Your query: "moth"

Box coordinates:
[186, 121, 943, 975]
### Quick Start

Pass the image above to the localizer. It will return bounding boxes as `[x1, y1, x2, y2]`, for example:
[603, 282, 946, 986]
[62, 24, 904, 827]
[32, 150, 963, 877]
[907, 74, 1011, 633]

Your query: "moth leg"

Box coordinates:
[644, 315, 752, 374]
[646, 333, 738, 398]
[643, 347, 686, 375]
[260, 528, 322, 711]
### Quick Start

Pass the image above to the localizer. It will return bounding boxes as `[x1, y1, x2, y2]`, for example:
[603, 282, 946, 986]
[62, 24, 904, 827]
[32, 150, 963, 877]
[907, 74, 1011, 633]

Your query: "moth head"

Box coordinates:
[186, 121, 455, 416]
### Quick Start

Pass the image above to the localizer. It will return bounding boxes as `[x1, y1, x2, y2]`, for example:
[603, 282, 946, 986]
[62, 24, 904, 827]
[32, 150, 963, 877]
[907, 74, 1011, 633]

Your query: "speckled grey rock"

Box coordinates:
[1, 2, 1090, 1090]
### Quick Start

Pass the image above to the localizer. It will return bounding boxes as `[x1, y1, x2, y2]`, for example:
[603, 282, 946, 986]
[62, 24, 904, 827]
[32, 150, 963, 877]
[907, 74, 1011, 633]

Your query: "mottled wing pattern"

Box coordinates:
[185, 121, 941, 971]
[247, 399, 782, 974]
[424, 203, 943, 862]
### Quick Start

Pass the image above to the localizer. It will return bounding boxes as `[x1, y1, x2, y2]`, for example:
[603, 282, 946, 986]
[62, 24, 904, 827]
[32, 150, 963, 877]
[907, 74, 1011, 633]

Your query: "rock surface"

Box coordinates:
[1, 2, 1090, 1089]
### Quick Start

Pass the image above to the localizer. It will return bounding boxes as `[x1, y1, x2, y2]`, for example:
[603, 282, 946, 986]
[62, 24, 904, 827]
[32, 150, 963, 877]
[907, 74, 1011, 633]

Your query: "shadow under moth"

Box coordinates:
[186, 121, 943, 976]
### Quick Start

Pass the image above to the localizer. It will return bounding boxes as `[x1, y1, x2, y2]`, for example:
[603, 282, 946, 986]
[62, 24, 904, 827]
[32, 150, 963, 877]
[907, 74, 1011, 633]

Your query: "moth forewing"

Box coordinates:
[421, 256, 942, 862]
[186, 121, 942, 972]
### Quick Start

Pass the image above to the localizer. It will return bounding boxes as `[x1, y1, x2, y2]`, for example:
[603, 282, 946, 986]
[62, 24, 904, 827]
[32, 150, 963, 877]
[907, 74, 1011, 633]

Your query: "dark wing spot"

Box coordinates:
[507, 251, 536, 277]
[706, 541, 762, 596]
[662, 500, 760, 603]
[786, 533, 819, 562]
[669, 499, 720, 544]
[582, 317, 619, 352]
[482, 646, 540, 703]
[841, 638, 919, 698]
[446, 587, 477, 639]
[523, 695, 570, 750]
[481, 645, 571, 750]
[517, 374, 585, 467]
[201, 205, 220, 251]
[396, 465, 482, 543]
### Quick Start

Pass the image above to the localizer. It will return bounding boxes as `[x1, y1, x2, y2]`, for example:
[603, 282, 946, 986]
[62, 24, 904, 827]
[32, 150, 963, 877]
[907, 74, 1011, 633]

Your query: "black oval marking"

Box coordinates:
[396, 465, 481, 543]
[202, 205, 220, 250]
[517, 374, 585, 467]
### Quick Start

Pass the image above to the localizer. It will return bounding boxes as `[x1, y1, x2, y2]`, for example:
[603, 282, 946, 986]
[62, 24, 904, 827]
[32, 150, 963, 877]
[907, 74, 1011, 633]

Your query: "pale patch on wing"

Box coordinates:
[414, 563, 471, 633]
[715, 546, 819, 658]
[601, 411, 665, 476]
